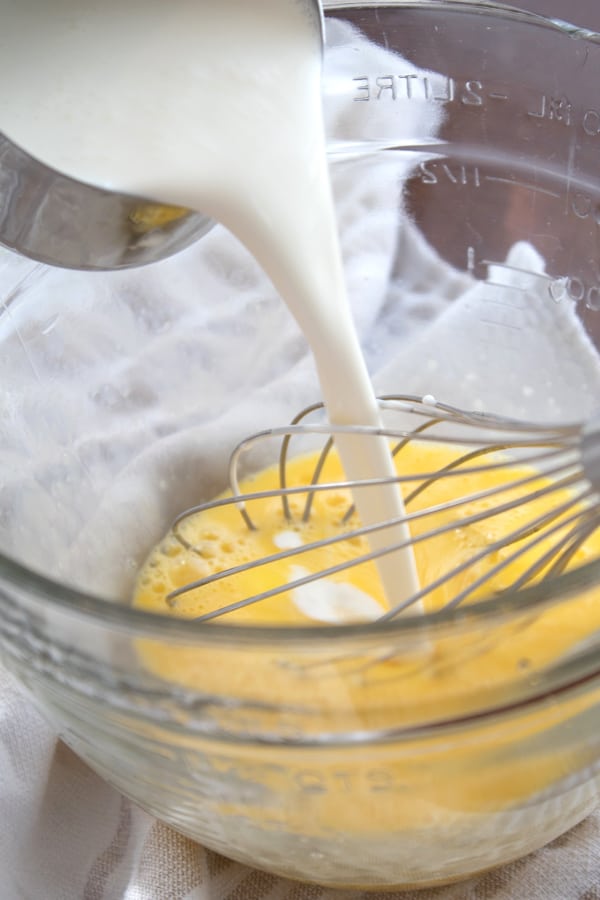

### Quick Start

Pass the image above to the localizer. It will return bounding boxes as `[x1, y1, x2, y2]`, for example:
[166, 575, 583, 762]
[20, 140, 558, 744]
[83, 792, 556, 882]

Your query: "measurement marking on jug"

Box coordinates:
[484, 282, 530, 294]
[480, 261, 554, 282]
[525, 102, 600, 141]
[467, 246, 476, 274]
[483, 176, 561, 200]
[528, 94, 573, 126]
[472, 253, 600, 312]
[583, 109, 600, 136]
[422, 75, 455, 102]
[419, 161, 481, 187]
[351, 75, 495, 106]
[352, 73, 457, 102]
[561, 276, 600, 310]
[350, 76, 600, 147]
[479, 295, 528, 309]
[293, 768, 401, 794]
[478, 314, 523, 329]
[568, 190, 600, 224]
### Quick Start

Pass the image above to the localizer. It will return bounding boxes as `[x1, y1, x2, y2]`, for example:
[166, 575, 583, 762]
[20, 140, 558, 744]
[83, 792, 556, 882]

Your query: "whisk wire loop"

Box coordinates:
[165, 397, 600, 623]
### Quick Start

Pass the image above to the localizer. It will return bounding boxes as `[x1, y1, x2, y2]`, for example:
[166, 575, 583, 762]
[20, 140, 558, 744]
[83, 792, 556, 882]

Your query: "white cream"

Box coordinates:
[289, 566, 384, 624]
[273, 531, 304, 551]
[0, 0, 420, 611]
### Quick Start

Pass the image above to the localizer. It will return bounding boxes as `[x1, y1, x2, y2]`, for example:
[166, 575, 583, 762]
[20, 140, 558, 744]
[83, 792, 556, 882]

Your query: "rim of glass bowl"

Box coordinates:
[2, 0, 600, 659]
[3, 546, 600, 648]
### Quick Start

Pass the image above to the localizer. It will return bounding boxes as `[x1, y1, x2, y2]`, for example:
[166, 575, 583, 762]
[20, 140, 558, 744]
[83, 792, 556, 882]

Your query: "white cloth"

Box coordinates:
[2, 17, 600, 900]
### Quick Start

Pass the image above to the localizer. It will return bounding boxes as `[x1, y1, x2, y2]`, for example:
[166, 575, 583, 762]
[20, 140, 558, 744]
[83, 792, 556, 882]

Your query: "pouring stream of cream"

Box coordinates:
[0, 0, 420, 616]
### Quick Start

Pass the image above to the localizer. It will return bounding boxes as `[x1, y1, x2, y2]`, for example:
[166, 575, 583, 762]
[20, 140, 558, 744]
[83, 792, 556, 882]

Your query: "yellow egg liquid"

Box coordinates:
[133, 441, 600, 837]
[135, 439, 600, 624]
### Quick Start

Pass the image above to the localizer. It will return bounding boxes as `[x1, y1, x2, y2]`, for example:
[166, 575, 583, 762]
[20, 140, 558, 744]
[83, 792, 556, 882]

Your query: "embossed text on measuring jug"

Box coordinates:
[527, 94, 573, 126]
[419, 162, 481, 188]
[351, 73, 600, 149]
[294, 767, 403, 794]
[467, 247, 600, 313]
[524, 91, 600, 142]
[526, 92, 600, 142]
[352, 74, 487, 106]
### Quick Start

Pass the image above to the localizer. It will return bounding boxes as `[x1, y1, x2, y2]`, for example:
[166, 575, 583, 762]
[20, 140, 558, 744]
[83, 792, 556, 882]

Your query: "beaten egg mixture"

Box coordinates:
[135, 439, 599, 626]
[133, 441, 600, 829]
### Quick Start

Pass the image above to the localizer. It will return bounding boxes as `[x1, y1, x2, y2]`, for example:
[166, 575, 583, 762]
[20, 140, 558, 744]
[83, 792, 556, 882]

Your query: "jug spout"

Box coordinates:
[0, 134, 214, 271]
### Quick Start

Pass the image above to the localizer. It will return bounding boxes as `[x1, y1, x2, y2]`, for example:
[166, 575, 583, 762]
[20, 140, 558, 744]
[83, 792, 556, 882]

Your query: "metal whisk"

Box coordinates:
[166, 395, 600, 622]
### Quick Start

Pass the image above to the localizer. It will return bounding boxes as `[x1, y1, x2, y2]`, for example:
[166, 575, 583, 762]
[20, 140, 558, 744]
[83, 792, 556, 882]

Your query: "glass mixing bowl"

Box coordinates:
[2, 0, 600, 890]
